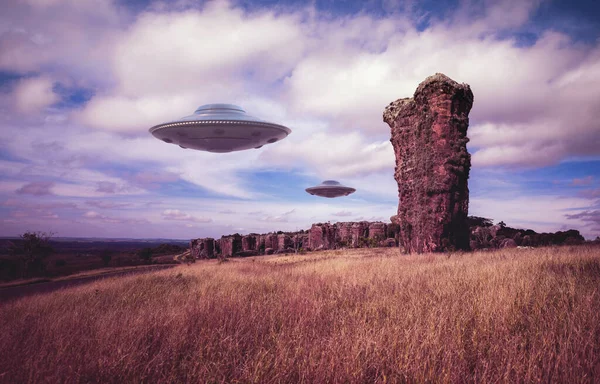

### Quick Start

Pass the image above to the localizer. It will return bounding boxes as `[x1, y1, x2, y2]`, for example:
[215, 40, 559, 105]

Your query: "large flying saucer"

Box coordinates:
[305, 180, 356, 198]
[149, 104, 291, 153]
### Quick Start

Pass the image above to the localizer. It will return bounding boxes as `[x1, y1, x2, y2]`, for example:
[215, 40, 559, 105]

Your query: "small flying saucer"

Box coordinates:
[305, 180, 356, 198]
[149, 104, 291, 153]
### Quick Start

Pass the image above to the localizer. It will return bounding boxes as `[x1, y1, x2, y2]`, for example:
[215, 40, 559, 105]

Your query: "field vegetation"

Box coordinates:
[1, 246, 599, 383]
[0, 234, 182, 283]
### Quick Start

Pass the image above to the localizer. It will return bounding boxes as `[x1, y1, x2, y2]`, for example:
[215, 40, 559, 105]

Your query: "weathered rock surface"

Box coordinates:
[220, 234, 242, 257]
[191, 222, 389, 259]
[278, 234, 293, 250]
[306, 221, 390, 249]
[352, 222, 369, 246]
[368, 222, 387, 240]
[384, 73, 473, 253]
[189, 217, 588, 260]
[337, 222, 353, 247]
[309, 223, 337, 250]
[190, 238, 215, 259]
[293, 233, 310, 250]
[468, 219, 586, 250]
[262, 234, 279, 252]
[242, 234, 257, 252]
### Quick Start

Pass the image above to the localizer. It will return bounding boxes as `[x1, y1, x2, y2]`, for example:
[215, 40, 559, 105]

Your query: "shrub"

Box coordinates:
[8, 231, 54, 277]
[137, 248, 153, 264]
[99, 250, 113, 267]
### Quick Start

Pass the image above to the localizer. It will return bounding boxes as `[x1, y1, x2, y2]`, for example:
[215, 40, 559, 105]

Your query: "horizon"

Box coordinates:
[1, 0, 599, 240]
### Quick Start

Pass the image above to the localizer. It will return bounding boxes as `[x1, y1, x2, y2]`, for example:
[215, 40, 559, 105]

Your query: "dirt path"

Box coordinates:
[0, 264, 175, 303]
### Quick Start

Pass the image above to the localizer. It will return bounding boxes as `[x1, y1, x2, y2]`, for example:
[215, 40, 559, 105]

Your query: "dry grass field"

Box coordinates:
[1, 246, 599, 383]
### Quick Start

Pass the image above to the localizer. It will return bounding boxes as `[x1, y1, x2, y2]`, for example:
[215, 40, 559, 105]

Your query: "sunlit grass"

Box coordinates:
[1, 246, 599, 383]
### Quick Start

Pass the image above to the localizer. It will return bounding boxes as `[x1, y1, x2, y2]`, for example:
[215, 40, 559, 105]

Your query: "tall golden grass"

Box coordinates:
[1, 246, 599, 383]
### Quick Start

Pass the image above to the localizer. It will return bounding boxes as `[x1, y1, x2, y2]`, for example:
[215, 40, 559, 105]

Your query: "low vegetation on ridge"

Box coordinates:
[1, 246, 599, 382]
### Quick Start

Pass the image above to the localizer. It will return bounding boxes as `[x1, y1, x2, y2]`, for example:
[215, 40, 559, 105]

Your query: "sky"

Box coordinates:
[0, 0, 599, 240]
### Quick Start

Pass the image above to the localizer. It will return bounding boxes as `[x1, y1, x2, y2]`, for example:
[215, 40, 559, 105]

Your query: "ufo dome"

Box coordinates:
[305, 180, 356, 198]
[149, 104, 291, 153]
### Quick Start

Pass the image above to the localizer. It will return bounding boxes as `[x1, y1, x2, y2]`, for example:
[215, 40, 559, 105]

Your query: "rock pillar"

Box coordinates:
[383, 73, 473, 253]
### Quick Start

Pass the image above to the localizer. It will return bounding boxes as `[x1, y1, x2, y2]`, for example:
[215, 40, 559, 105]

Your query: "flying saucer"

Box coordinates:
[149, 104, 291, 153]
[305, 180, 356, 198]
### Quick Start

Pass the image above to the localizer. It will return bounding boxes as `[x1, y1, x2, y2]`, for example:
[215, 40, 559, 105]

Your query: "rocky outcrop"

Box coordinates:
[368, 222, 387, 240]
[468, 219, 586, 250]
[384, 73, 473, 253]
[309, 223, 337, 250]
[220, 234, 242, 257]
[262, 234, 279, 252]
[242, 234, 257, 252]
[190, 238, 216, 259]
[337, 222, 353, 247]
[191, 217, 588, 259]
[351, 222, 369, 246]
[293, 233, 310, 250]
[278, 234, 293, 250]
[191, 222, 389, 259]
[305, 221, 390, 250]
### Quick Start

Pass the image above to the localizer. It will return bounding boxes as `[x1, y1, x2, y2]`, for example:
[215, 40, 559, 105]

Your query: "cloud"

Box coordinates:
[283, 15, 600, 168]
[85, 200, 132, 209]
[571, 176, 594, 186]
[10, 210, 58, 219]
[1, 199, 73, 220]
[259, 208, 296, 223]
[134, 171, 179, 184]
[16, 181, 54, 196]
[1, 199, 76, 209]
[77, 1, 305, 132]
[260, 132, 394, 178]
[565, 210, 600, 233]
[96, 181, 118, 193]
[83, 210, 148, 224]
[351, 216, 386, 222]
[579, 188, 600, 199]
[162, 209, 212, 223]
[332, 210, 353, 217]
[0, 0, 122, 81]
[12, 76, 59, 114]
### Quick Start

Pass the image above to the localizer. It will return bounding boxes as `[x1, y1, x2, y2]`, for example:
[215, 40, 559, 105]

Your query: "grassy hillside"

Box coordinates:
[1, 246, 599, 383]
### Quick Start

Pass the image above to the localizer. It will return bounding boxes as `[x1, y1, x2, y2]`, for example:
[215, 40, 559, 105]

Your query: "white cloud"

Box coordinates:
[16, 181, 55, 196]
[83, 210, 148, 224]
[0, 0, 121, 82]
[162, 209, 212, 223]
[12, 76, 59, 113]
[77, 1, 306, 132]
[260, 131, 394, 178]
[259, 208, 296, 223]
[332, 210, 353, 217]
